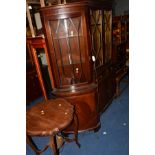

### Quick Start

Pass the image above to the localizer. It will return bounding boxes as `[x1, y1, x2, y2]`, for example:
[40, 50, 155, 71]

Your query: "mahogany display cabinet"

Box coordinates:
[40, 0, 115, 132]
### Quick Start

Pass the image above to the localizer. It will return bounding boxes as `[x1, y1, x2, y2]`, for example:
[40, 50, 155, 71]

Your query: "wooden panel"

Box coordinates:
[96, 65, 115, 113]
[53, 85, 100, 132]
[26, 69, 42, 104]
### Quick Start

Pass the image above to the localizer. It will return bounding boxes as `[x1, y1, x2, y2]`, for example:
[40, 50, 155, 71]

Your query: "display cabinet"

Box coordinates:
[122, 15, 129, 49]
[40, 0, 115, 132]
[112, 15, 129, 97]
[112, 15, 129, 44]
[112, 15, 129, 69]
[112, 16, 121, 44]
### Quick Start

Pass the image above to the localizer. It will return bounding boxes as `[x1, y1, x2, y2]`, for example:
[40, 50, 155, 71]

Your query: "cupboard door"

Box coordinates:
[44, 15, 91, 88]
[90, 9, 104, 67]
[104, 10, 112, 63]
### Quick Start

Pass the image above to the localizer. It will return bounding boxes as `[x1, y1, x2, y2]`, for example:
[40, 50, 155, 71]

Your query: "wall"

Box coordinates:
[113, 0, 129, 16]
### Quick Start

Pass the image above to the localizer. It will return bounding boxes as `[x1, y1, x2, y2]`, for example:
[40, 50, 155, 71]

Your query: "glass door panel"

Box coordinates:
[48, 16, 87, 87]
[104, 10, 112, 63]
[90, 9, 104, 68]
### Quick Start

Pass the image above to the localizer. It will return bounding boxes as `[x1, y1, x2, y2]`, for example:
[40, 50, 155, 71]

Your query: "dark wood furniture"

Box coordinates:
[122, 15, 129, 50]
[115, 66, 128, 96]
[39, 0, 115, 132]
[112, 15, 129, 46]
[26, 98, 80, 155]
[26, 42, 43, 104]
[26, 68, 42, 104]
[27, 36, 54, 101]
[112, 42, 128, 97]
[112, 15, 129, 97]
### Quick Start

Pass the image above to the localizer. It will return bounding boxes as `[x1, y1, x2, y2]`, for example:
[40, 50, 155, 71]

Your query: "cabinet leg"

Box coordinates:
[116, 82, 120, 97]
[73, 113, 80, 148]
[94, 123, 101, 133]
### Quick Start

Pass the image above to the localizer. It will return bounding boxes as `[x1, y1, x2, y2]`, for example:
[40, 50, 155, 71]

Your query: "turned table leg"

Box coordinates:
[26, 135, 49, 155]
[49, 135, 59, 155]
[26, 135, 40, 155]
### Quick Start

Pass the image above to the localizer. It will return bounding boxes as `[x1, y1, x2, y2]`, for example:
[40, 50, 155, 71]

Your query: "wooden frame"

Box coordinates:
[27, 36, 55, 101]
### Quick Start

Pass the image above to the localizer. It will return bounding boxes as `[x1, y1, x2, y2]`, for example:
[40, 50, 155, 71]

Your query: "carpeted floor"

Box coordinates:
[26, 75, 129, 155]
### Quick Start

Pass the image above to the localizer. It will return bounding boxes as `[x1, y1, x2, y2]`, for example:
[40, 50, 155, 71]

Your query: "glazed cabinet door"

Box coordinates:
[41, 8, 92, 89]
[89, 8, 114, 112]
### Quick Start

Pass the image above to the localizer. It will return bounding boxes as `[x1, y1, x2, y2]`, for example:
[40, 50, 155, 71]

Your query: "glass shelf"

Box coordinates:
[53, 35, 83, 40]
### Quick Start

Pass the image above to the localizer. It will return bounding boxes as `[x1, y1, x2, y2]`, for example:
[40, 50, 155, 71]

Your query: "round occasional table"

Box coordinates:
[26, 98, 79, 155]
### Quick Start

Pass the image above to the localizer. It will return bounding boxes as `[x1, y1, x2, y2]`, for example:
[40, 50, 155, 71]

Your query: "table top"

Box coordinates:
[26, 98, 74, 136]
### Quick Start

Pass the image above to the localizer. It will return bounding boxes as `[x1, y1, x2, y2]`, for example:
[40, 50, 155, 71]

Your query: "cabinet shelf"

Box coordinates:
[53, 35, 83, 40]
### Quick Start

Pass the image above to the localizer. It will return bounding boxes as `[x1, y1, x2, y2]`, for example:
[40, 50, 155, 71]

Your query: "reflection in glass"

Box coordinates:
[34, 48, 52, 92]
[90, 9, 103, 68]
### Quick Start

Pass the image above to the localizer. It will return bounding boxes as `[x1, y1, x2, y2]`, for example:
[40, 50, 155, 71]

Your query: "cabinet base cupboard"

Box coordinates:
[40, 0, 115, 132]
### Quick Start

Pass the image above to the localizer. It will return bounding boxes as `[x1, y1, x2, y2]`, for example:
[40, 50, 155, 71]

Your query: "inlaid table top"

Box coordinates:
[26, 98, 74, 136]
